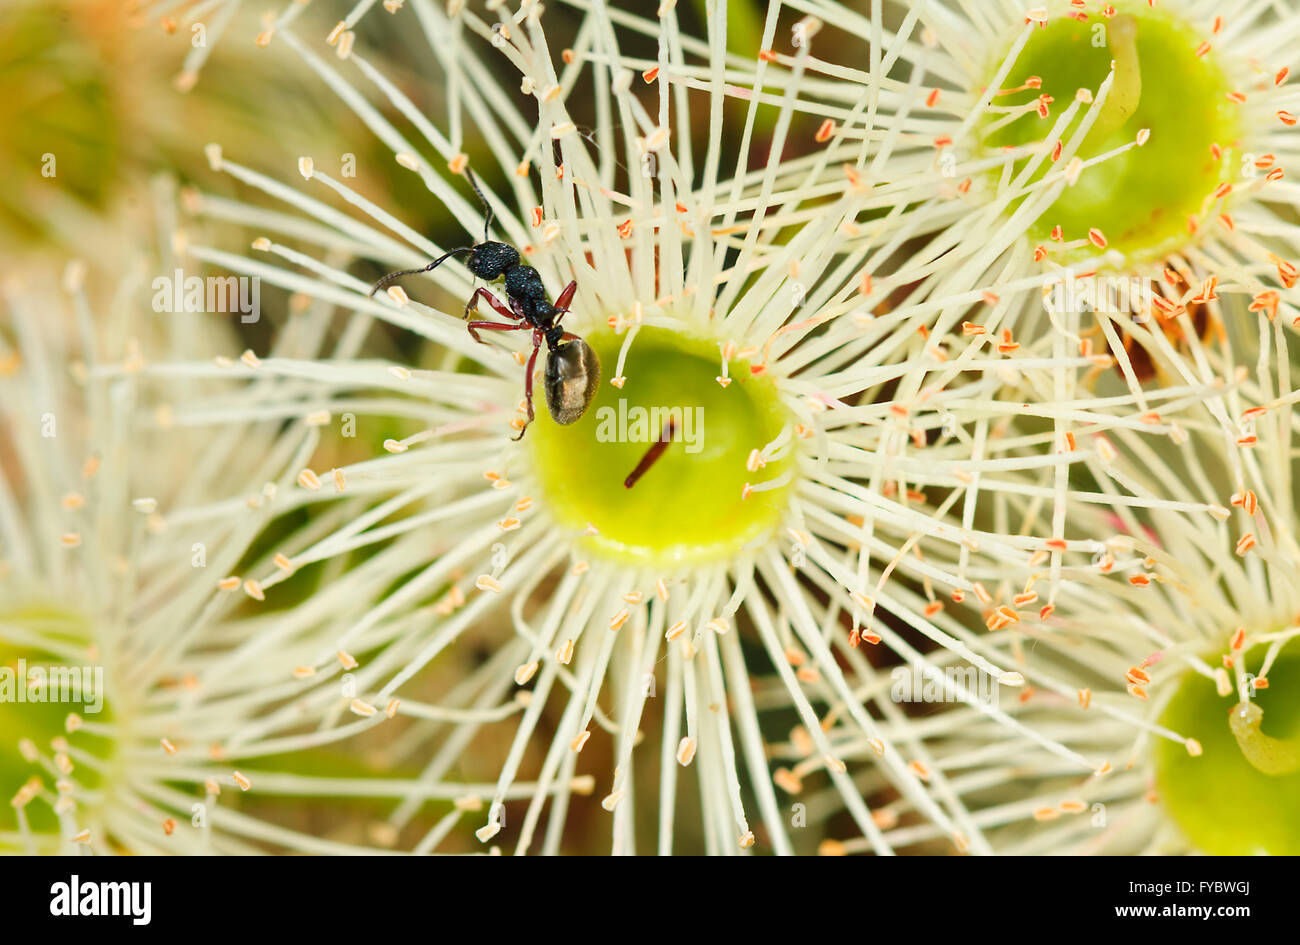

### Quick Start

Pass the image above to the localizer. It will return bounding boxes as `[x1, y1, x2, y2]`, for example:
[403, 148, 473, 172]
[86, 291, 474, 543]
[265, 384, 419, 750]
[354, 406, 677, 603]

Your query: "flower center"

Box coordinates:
[529, 327, 796, 567]
[984, 4, 1239, 262]
[1154, 640, 1300, 854]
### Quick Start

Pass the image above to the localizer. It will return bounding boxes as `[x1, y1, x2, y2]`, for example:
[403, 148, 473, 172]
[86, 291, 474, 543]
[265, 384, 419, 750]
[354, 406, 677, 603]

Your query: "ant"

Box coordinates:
[368, 168, 599, 440]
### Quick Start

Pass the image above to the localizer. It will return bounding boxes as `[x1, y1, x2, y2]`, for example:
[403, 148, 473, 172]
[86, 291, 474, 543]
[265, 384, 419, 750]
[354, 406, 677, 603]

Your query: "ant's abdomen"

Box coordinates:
[544, 338, 600, 425]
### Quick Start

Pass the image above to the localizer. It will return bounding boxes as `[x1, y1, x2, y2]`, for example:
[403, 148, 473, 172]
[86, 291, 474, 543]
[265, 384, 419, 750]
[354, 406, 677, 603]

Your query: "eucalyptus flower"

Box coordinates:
[828, 288, 1300, 854]
[685, 0, 1298, 352]
[146, 0, 1194, 855]
[0, 190, 507, 854]
[622, 0, 1300, 853]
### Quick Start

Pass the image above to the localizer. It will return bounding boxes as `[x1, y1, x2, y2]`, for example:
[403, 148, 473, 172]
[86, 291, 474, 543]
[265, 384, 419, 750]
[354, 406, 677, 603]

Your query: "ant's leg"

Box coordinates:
[466, 321, 529, 344]
[464, 287, 516, 323]
[552, 281, 578, 322]
[511, 340, 543, 441]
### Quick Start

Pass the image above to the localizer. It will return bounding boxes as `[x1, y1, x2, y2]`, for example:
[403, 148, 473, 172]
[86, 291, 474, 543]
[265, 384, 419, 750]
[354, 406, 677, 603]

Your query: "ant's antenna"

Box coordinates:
[368, 246, 472, 298]
[367, 166, 498, 299]
[463, 166, 494, 244]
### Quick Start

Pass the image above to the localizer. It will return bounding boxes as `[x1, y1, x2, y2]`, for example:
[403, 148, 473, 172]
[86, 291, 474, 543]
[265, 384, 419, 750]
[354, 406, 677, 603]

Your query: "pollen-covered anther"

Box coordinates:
[1125, 666, 1151, 687]
[773, 767, 803, 794]
[350, 699, 377, 717]
[390, 152, 421, 173]
[676, 737, 697, 766]
[375, 284, 410, 308]
[475, 575, 503, 593]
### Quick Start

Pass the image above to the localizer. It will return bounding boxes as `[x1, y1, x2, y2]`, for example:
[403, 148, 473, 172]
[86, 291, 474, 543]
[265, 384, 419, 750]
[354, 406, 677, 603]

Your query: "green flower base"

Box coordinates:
[0, 601, 109, 836]
[529, 327, 795, 568]
[984, 3, 1240, 263]
[1155, 642, 1300, 855]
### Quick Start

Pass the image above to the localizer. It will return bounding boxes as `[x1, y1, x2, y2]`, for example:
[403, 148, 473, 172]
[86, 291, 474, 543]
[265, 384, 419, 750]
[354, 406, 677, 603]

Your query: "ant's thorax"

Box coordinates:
[503, 263, 557, 330]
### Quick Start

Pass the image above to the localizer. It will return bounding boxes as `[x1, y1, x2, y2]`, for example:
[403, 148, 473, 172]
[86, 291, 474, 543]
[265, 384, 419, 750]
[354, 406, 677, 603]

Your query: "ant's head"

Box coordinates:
[466, 241, 520, 281]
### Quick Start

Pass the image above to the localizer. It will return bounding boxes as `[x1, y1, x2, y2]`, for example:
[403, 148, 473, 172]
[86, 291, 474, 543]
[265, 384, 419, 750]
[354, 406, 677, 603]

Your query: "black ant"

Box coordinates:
[368, 168, 599, 440]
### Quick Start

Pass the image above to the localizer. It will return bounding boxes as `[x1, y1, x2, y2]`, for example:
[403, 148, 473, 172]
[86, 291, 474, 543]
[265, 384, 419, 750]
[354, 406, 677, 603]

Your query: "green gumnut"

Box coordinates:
[984, 4, 1239, 263]
[529, 327, 796, 568]
[1156, 642, 1300, 854]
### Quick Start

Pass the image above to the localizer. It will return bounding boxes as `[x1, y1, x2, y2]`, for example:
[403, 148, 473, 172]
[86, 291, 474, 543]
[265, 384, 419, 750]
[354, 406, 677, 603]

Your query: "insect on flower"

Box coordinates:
[368, 168, 599, 440]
